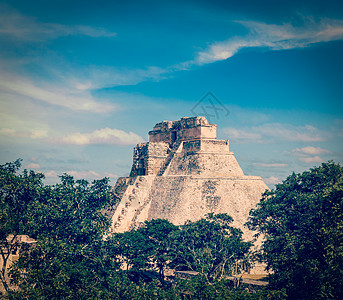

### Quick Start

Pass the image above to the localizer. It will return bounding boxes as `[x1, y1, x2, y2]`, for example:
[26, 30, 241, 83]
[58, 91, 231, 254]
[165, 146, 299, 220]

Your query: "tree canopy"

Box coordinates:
[1, 160, 120, 299]
[113, 213, 251, 285]
[247, 161, 343, 300]
[0, 159, 298, 299]
[0, 159, 44, 292]
[169, 213, 252, 282]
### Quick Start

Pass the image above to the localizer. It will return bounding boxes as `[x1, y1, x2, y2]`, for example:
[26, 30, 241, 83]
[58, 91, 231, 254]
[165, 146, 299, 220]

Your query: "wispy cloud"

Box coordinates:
[292, 146, 331, 164]
[0, 127, 48, 139]
[0, 100, 53, 143]
[69, 17, 343, 88]
[222, 123, 328, 143]
[24, 163, 41, 169]
[298, 156, 324, 163]
[0, 73, 116, 113]
[223, 128, 262, 142]
[263, 176, 282, 186]
[253, 163, 288, 167]
[65, 170, 101, 178]
[293, 146, 331, 156]
[45, 170, 118, 181]
[70, 66, 167, 90]
[56, 128, 144, 146]
[45, 171, 58, 178]
[192, 18, 343, 65]
[0, 5, 116, 41]
[103, 172, 119, 179]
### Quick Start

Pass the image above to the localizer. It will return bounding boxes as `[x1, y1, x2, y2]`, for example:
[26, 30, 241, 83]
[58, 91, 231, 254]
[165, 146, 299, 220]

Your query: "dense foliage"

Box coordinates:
[113, 213, 251, 285]
[1, 160, 283, 299]
[0, 159, 44, 292]
[169, 213, 252, 282]
[1, 159, 119, 299]
[114, 219, 178, 284]
[8, 159, 343, 299]
[247, 162, 343, 300]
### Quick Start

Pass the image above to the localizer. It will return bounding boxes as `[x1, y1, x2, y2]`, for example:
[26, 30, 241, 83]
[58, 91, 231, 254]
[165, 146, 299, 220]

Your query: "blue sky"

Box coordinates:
[0, 0, 342, 187]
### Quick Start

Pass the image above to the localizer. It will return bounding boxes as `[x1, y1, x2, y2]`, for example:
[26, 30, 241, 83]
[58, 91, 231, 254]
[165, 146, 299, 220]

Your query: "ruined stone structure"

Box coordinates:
[111, 116, 268, 243]
[0, 235, 36, 293]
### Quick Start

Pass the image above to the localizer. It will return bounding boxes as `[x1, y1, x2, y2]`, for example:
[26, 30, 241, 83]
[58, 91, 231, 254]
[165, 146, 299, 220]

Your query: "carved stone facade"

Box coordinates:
[149, 116, 217, 145]
[129, 142, 169, 176]
[110, 117, 268, 266]
[129, 117, 218, 177]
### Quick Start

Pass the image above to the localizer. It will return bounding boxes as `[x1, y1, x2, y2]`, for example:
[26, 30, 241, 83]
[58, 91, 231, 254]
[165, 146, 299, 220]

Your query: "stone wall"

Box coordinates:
[182, 139, 229, 153]
[146, 175, 267, 243]
[130, 142, 169, 176]
[146, 142, 170, 175]
[166, 152, 244, 177]
[149, 116, 217, 146]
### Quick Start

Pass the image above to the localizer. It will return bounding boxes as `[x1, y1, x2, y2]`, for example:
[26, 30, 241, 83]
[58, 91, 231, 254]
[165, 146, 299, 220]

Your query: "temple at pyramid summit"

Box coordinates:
[110, 116, 268, 241]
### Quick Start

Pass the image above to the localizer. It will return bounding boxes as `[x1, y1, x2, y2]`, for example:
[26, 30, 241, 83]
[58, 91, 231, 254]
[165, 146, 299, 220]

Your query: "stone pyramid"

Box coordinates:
[110, 116, 268, 241]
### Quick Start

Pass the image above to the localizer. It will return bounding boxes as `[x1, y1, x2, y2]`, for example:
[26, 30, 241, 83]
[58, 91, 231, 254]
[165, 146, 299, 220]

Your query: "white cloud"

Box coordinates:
[0, 104, 51, 142]
[263, 176, 281, 185]
[45, 169, 116, 181]
[258, 124, 325, 142]
[45, 171, 58, 178]
[31, 130, 48, 139]
[0, 5, 116, 41]
[292, 147, 330, 164]
[0, 127, 48, 139]
[253, 163, 288, 167]
[196, 39, 251, 64]
[70, 66, 167, 90]
[223, 123, 327, 143]
[57, 128, 144, 145]
[293, 146, 331, 155]
[25, 163, 41, 169]
[103, 172, 118, 179]
[298, 156, 324, 163]
[66, 170, 101, 178]
[0, 128, 15, 136]
[224, 128, 262, 142]
[0, 73, 116, 113]
[193, 18, 343, 65]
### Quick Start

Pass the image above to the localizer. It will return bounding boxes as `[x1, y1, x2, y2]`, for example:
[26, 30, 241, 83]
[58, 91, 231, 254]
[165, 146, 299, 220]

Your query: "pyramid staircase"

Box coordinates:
[157, 141, 183, 176]
[110, 175, 155, 233]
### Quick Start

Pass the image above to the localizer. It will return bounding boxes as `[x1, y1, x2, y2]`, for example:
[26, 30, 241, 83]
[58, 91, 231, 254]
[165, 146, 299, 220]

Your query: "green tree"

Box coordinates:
[114, 215, 251, 284]
[170, 213, 252, 282]
[1, 162, 120, 299]
[177, 275, 287, 300]
[1, 159, 291, 299]
[139, 219, 178, 284]
[0, 159, 43, 293]
[114, 229, 154, 274]
[247, 162, 343, 299]
[113, 219, 178, 284]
